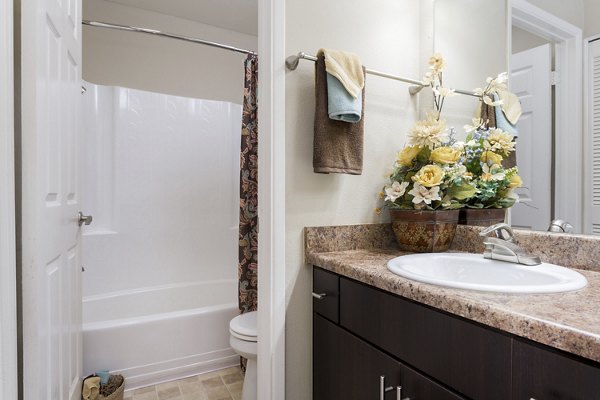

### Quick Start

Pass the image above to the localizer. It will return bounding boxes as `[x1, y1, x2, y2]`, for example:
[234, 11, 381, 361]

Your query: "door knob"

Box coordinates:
[78, 212, 93, 226]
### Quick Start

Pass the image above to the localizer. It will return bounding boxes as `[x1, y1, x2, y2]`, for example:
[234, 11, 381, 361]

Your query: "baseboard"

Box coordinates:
[113, 348, 239, 392]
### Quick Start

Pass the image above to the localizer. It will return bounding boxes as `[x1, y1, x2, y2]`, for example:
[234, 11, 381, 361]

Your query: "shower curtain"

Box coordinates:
[238, 55, 259, 314]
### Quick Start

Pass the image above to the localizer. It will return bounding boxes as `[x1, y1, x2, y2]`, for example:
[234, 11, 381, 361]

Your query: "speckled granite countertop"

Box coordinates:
[305, 224, 600, 363]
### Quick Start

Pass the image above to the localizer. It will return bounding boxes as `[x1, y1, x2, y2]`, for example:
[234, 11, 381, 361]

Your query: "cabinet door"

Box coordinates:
[340, 277, 512, 400]
[513, 339, 600, 400]
[314, 314, 464, 400]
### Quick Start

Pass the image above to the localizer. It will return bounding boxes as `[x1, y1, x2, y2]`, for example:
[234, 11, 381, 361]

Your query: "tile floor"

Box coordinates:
[123, 366, 244, 400]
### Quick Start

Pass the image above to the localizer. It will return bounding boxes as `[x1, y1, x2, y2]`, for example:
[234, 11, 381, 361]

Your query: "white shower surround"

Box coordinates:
[81, 83, 242, 386]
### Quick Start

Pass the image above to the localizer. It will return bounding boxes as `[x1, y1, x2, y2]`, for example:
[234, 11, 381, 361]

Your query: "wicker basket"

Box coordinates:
[98, 379, 124, 400]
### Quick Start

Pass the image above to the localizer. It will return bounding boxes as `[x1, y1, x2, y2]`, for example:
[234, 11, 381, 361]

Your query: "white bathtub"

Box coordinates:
[82, 279, 239, 390]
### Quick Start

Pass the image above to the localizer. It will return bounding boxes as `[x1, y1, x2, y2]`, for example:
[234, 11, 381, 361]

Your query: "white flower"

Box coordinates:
[428, 53, 446, 73]
[408, 183, 442, 205]
[433, 86, 457, 98]
[422, 71, 434, 86]
[384, 181, 409, 202]
[480, 163, 506, 182]
[464, 118, 484, 134]
[495, 72, 508, 85]
[444, 164, 468, 181]
[482, 94, 503, 107]
[452, 141, 465, 151]
[407, 113, 448, 150]
[484, 129, 515, 155]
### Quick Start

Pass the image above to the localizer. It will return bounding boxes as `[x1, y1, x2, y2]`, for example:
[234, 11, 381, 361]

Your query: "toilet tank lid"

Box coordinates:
[230, 311, 258, 337]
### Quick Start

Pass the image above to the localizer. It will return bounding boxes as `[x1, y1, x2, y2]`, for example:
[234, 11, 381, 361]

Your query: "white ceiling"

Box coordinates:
[105, 0, 258, 36]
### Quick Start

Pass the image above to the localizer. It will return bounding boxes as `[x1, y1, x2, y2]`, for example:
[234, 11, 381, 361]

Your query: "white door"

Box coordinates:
[21, 0, 83, 399]
[510, 44, 552, 231]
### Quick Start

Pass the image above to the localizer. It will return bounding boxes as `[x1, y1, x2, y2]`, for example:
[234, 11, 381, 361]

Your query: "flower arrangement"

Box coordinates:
[462, 72, 522, 209]
[460, 127, 521, 209]
[379, 56, 523, 213]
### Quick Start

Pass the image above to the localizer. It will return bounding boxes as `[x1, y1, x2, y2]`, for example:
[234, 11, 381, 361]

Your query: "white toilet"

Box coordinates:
[229, 311, 258, 400]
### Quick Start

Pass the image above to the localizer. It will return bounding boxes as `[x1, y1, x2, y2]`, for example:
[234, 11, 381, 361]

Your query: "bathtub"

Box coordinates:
[82, 279, 239, 390]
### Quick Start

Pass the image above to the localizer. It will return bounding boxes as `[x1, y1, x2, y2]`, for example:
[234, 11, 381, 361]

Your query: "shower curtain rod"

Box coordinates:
[285, 52, 480, 98]
[82, 20, 258, 56]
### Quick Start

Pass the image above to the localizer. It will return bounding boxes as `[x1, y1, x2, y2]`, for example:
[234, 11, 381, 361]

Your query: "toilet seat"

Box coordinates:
[230, 330, 257, 342]
[229, 311, 258, 342]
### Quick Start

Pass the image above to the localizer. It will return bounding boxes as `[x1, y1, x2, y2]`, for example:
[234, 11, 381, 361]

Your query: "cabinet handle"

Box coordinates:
[379, 376, 394, 400]
[312, 292, 327, 300]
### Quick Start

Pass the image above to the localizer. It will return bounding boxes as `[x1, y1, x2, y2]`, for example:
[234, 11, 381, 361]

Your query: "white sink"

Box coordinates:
[387, 253, 588, 294]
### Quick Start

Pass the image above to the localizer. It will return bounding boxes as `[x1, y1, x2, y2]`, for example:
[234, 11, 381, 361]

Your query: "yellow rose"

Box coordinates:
[412, 165, 444, 187]
[397, 146, 421, 167]
[430, 146, 461, 164]
[508, 173, 523, 188]
[480, 151, 503, 165]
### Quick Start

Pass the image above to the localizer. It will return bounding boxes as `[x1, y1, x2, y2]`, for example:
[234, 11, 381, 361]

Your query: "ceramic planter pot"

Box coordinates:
[389, 209, 459, 253]
[458, 208, 506, 227]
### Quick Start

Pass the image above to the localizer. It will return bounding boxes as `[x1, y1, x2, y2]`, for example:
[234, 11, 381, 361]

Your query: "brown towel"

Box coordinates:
[479, 100, 497, 129]
[478, 99, 518, 168]
[313, 55, 365, 175]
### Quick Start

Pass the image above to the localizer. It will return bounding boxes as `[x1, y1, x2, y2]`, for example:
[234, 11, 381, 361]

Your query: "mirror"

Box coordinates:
[429, 0, 597, 236]
[509, 1, 593, 235]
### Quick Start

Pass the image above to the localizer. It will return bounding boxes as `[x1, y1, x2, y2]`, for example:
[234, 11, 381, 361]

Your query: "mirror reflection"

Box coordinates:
[432, 0, 600, 235]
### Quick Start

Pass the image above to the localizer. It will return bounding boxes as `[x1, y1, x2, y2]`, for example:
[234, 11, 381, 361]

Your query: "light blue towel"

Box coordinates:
[326, 72, 362, 123]
[96, 370, 110, 385]
[494, 93, 518, 137]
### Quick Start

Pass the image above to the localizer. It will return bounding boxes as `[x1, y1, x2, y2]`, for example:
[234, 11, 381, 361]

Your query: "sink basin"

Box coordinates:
[387, 253, 588, 294]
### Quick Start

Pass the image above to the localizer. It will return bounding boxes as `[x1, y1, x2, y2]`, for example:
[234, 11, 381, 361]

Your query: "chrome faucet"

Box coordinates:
[479, 223, 541, 266]
[548, 219, 574, 233]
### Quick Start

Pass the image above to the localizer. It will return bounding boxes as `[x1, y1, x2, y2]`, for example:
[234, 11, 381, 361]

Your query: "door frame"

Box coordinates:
[9, 0, 287, 398]
[510, 0, 583, 231]
[0, 0, 18, 399]
[257, 0, 286, 399]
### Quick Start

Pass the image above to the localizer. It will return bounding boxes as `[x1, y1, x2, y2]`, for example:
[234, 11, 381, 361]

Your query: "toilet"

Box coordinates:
[229, 311, 258, 400]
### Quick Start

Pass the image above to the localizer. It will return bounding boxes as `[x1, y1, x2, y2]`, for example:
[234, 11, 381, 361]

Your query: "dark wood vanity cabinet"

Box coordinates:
[313, 266, 600, 400]
[314, 314, 462, 400]
[512, 339, 600, 399]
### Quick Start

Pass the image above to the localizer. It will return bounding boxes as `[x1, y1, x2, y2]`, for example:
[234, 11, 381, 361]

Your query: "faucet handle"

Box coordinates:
[479, 223, 515, 243]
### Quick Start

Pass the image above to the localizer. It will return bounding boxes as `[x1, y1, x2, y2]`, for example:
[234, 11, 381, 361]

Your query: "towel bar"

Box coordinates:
[285, 51, 480, 98]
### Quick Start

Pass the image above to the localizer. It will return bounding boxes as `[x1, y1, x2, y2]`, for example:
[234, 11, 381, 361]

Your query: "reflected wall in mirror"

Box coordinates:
[431, 0, 508, 137]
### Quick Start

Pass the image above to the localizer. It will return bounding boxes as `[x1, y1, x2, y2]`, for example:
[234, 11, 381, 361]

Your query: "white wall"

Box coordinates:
[584, 0, 600, 38]
[83, 0, 257, 104]
[284, 1, 421, 398]
[524, 0, 584, 29]
[512, 26, 550, 54]
[434, 0, 508, 136]
[81, 83, 241, 298]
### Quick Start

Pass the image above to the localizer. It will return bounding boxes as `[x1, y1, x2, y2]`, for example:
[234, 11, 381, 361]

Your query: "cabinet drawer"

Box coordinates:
[314, 314, 464, 400]
[513, 338, 600, 400]
[313, 267, 339, 323]
[340, 277, 512, 400]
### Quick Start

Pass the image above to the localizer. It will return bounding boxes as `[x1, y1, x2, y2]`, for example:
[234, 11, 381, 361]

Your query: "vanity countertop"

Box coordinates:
[305, 224, 600, 363]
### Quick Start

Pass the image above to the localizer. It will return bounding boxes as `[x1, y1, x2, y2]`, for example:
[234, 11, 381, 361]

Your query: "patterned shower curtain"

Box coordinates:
[238, 55, 258, 314]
